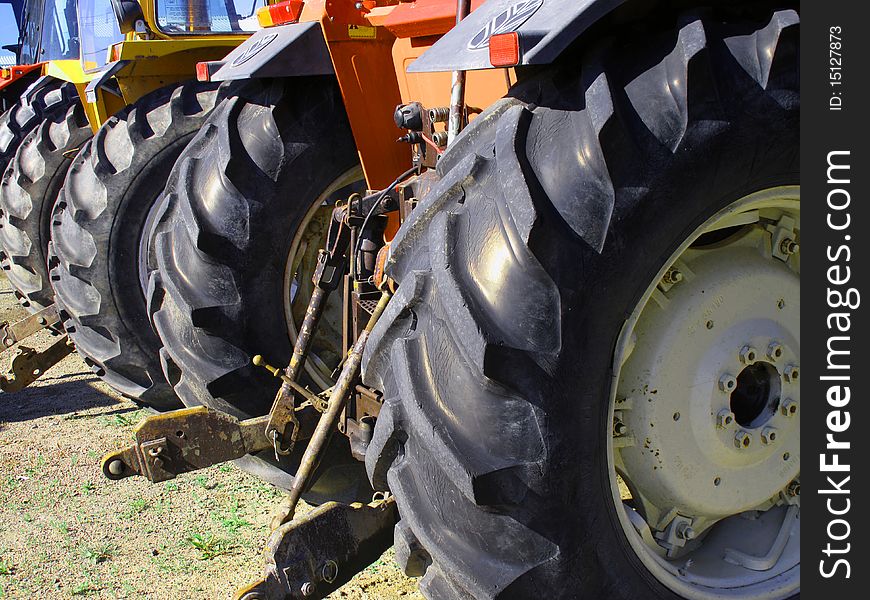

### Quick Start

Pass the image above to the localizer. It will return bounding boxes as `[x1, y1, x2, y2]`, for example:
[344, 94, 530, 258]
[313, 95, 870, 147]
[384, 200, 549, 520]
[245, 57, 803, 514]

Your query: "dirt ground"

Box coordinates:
[0, 276, 422, 599]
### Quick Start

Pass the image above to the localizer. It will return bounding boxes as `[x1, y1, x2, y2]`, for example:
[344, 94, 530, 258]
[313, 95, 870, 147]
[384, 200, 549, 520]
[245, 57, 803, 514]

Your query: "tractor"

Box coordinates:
[0, 0, 270, 402]
[103, 0, 799, 598]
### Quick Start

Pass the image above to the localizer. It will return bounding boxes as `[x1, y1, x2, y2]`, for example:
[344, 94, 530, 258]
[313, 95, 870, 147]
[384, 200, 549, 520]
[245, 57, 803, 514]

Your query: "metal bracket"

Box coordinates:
[101, 406, 274, 483]
[1, 304, 61, 349]
[0, 336, 74, 393]
[102, 381, 325, 483]
[235, 496, 399, 600]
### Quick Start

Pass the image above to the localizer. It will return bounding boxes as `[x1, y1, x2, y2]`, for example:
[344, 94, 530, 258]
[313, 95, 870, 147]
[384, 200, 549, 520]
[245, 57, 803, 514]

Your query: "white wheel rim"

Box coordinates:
[282, 166, 365, 391]
[608, 187, 800, 599]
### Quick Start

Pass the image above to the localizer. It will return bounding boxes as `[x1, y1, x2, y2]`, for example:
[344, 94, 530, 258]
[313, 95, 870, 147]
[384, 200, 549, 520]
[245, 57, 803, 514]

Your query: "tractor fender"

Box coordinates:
[408, 0, 625, 73]
[209, 22, 334, 82]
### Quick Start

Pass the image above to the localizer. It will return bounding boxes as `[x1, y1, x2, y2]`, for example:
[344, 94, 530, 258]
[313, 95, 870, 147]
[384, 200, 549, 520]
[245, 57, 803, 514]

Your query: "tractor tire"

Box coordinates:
[0, 99, 92, 312]
[48, 82, 221, 409]
[148, 77, 362, 418]
[0, 78, 77, 177]
[363, 9, 799, 600]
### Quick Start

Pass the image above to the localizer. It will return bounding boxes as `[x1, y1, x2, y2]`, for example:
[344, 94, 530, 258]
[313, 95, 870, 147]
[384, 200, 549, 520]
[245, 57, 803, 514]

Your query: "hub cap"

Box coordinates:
[609, 187, 800, 599]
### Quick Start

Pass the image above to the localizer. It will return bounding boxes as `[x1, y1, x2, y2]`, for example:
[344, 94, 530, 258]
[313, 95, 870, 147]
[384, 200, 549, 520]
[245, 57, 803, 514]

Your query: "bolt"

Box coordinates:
[780, 238, 800, 255]
[780, 398, 798, 417]
[301, 582, 316, 597]
[3, 337, 12, 347]
[152, 457, 164, 469]
[107, 460, 124, 476]
[767, 342, 784, 361]
[734, 431, 752, 449]
[354, 1, 364, 8]
[613, 419, 628, 437]
[37, 316, 47, 326]
[784, 364, 799, 382]
[761, 427, 778, 445]
[718, 374, 737, 392]
[663, 267, 683, 285]
[716, 409, 735, 428]
[787, 481, 801, 497]
[676, 522, 696, 541]
[739, 345, 758, 364]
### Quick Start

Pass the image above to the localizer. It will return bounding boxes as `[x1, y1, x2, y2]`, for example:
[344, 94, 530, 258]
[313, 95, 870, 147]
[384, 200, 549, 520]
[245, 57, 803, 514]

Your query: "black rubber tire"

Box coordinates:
[0, 78, 77, 177]
[363, 9, 799, 600]
[0, 99, 92, 311]
[48, 82, 221, 409]
[148, 77, 361, 419]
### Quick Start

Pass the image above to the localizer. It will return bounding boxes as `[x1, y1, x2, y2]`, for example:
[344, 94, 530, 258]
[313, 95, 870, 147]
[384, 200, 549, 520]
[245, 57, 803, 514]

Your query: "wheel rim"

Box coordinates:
[608, 186, 800, 599]
[283, 166, 366, 390]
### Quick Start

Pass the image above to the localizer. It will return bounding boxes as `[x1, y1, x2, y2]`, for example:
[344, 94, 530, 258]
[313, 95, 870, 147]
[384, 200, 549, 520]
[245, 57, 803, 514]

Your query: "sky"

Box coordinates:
[0, 3, 19, 66]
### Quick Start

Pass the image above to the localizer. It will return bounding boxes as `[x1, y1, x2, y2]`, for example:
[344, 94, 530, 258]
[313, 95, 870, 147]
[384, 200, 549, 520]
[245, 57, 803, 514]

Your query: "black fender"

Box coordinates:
[209, 22, 334, 82]
[409, 0, 625, 73]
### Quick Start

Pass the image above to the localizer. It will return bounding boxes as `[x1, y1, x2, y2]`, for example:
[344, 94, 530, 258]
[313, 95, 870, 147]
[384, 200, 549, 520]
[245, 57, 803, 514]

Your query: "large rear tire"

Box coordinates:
[0, 100, 92, 311]
[148, 77, 370, 501]
[364, 9, 799, 599]
[149, 77, 362, 418]
[48, 82, 221, 409]
[0, 78, 76, 176]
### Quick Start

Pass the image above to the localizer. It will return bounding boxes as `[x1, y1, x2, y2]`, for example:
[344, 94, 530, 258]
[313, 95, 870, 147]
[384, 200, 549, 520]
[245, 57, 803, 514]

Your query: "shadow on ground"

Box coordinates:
[0, 375, 121, 423]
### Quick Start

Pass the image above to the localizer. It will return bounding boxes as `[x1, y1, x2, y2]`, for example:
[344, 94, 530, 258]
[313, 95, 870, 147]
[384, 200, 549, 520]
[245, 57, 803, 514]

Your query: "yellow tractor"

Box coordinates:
[0, 0, 266, 405]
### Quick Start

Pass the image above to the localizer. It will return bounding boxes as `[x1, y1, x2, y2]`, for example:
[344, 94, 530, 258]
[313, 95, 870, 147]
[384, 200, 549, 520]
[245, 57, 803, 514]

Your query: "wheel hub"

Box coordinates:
[618, 245, 799, 520]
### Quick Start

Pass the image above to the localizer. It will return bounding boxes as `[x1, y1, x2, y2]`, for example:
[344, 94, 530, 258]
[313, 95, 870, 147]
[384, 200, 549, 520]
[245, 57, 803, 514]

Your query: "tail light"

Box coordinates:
[257, 0, 305, 28]
[196, 61, 223, 82]
[489, 32, 521, 68]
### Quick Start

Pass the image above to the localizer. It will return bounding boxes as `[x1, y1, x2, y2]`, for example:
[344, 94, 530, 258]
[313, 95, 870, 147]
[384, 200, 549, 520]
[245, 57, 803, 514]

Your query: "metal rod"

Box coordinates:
[447, 0, 472, 145]
[272, 292, 392, 528]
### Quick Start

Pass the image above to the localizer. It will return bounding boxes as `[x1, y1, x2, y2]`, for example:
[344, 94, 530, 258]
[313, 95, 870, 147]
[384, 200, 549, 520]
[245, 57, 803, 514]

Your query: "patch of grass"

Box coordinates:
[86, 450, 99, 461]
[218, 464, 233, 473]
[164, 482, 179, 493]
[71, 579, 100, 596]
[213, 502, 251, 534]
[126, 498, 149, 516]
[83, 543, 116, 565]
[187, 533, 230, 560]
[81, 481, 96, 493]
[0, 557, 13, 576]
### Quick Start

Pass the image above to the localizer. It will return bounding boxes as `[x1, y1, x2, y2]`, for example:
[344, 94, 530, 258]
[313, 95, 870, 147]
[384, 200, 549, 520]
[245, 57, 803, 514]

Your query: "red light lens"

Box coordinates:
[195, 62, 211, 82]
[489, 32, 520, 67]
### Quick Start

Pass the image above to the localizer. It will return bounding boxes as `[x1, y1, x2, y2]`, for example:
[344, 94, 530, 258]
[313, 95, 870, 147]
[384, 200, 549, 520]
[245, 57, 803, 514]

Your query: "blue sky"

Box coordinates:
[0, 4, 18, 66]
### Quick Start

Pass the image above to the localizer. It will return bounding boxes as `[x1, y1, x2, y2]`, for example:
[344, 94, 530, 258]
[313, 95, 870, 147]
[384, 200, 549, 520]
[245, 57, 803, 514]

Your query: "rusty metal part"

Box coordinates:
[447, 0, 472, 145]
[235, 496, 398, 600]
[101, 406, 274, 483]
[0, 336, 74, 393]
[272, 292, 391, 528]
[1, 304, 61, 349]
[268, 206, 355, 456]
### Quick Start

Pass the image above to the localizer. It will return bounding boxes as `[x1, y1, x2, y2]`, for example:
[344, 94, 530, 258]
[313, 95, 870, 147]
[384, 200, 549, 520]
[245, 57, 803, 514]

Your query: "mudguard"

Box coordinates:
[408, 0, 625, 73]
[210, 22, 334, 82]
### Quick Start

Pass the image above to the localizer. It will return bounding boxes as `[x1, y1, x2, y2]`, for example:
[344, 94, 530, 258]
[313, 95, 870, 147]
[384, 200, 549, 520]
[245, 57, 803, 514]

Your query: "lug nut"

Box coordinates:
[718, 374, 737, 392]
[780, 238, 800, 255]
[734, 431, 752, 449]
[767, 342, 784, 361]
[784, 365, 799, 382]
[613, 419, 628, 437]
[780, 399, 798, 417]
[761, 427, 778, 445]
[739, 345, 758, 364]
[787, 481, 800, 497]
[301, 582, 316, 597]
[662, 267, 683, 285]
[717, 409, 735, 428]
[676, 522, 696, 541]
